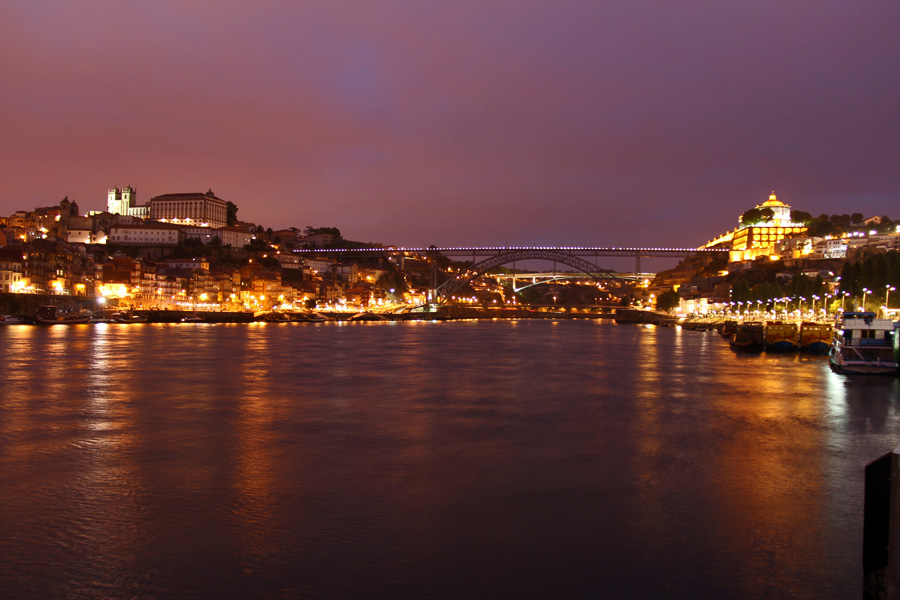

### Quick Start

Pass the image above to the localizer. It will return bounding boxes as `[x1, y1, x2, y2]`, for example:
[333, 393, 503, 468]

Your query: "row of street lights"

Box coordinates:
[721, 283, 896, 321]
[861, 284, 895, 315]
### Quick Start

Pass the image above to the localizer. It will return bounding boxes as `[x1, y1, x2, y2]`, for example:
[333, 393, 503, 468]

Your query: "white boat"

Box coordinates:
[0, 315, 26, 324]
[829, 312, 899, 375]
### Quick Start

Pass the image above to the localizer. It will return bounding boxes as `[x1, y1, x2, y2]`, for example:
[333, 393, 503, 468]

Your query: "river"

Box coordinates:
[1, 319, 898, 599]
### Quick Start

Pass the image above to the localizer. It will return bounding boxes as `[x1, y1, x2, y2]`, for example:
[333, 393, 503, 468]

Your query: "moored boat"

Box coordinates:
[32, 305, 91, 325]
[730, 322, 765, 351]
[765, 321, 799, 352]
[349, 312, 388, 321]
[719, 320, 738, 340]
[829, 312, 898, 375]
[800, 322, 832, 354]
[112, 312, 147, 323]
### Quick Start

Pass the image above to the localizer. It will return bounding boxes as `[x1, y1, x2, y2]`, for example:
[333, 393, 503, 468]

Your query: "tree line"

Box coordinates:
[838, 250, 900, 307]
[790, 211, 896, 237]
[727, 250, 900, 310]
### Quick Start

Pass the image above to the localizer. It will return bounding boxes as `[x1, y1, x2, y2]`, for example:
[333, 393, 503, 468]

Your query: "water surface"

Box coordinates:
[1, 320, 898, 598]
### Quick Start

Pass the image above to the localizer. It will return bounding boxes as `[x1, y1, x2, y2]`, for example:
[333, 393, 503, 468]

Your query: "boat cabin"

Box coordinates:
[837, 312, 895, 347]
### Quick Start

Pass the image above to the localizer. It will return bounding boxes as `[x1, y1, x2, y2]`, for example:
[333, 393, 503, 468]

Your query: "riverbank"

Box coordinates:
[0, 300, 620, 324]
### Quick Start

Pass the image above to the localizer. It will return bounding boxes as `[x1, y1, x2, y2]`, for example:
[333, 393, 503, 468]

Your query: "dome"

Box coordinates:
[761, 191, 787, 208]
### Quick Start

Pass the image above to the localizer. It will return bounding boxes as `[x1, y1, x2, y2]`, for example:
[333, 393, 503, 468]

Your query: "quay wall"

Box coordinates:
[0, 293, 98, 316]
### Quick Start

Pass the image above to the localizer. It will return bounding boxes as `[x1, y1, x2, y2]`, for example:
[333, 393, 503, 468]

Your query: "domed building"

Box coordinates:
[702, 191, 807, 263]
[743, 192, 793, 227]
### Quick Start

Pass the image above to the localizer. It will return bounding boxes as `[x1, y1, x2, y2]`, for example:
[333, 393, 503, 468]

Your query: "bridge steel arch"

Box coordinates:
[435, 248, 617, 301]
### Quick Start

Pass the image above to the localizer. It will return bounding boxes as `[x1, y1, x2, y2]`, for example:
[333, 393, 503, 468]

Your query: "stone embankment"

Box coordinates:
[0, 293, 97, 316]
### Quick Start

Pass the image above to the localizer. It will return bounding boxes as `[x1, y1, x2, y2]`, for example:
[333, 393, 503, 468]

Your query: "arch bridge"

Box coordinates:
[291, 245, 726, 302]
[436, 248, 620, 300]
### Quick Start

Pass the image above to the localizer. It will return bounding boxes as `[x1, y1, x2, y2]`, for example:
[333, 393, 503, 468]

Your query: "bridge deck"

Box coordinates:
[292, 246, 723, 257]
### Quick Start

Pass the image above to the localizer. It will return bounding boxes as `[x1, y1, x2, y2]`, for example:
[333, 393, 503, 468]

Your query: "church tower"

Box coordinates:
[108, 185, 140, 215]
[108, 187, 123, 214]
[121, 186, 136, 211]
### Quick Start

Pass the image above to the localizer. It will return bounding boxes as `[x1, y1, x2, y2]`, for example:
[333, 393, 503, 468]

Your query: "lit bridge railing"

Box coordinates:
[292, 246, 723, 257]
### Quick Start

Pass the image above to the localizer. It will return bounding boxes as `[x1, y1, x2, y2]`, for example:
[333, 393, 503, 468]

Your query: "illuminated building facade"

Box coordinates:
[108, 186, 150, 218]
[0, 248, 25, 293]
[150, 190, 228, 228]
[109, 222, 181, 246]
[108, 187, 230, 228]
[701, 192, 807, 263]
[23, 239, 76, 294]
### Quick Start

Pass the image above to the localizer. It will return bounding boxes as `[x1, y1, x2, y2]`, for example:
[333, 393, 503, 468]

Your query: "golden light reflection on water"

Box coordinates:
[0, 325, 148, 589]
[615, 325, 845, 599]
[228, 325, 287, 567]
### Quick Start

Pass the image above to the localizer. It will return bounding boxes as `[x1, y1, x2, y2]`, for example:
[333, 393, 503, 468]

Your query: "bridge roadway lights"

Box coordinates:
[290, 245, 725, 258]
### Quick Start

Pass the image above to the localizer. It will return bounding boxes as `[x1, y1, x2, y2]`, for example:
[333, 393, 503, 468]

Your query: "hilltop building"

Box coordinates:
[702, 192, 807, 263]
[106, 186, 229, 228]
[150, 190, 228, 228]
[107, 186, 150, 218]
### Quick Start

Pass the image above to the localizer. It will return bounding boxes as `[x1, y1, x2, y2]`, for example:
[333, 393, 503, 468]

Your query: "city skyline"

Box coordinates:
[2, 1, 898, 248]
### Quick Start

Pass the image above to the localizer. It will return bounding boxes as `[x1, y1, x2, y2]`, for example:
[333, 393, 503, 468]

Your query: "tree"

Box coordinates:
[831, 214, 852, 229]
[376, 268, 407, 296]
[740, 207, 775, 226]
[730, 277, 751, 302]
[840, 261, 861, 297]
[877, 216, 897, 234]
[656, 290, 680, 313]
[226, 201, 238, 226]
[807, 216, 836, 238]
[791, 210, 813, 224]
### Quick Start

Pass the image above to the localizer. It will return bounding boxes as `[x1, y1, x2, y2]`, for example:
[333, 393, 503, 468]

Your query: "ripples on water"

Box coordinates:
[1, 320, 899, 599]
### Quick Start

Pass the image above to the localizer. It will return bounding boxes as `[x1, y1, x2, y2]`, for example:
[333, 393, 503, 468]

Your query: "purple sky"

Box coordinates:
[2, 0, 898, 248]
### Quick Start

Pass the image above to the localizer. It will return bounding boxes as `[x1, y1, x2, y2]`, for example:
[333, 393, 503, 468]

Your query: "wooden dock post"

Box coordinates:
[865, 444, 900, 599]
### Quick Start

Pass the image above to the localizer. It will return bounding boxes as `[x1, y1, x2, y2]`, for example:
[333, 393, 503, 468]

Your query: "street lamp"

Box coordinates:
[862, 288, 870, 311]
[811, 295, 819, 320]
[886, 285, 896, 317]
